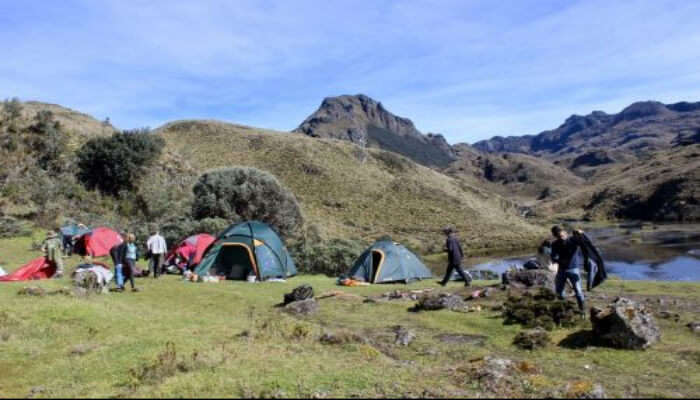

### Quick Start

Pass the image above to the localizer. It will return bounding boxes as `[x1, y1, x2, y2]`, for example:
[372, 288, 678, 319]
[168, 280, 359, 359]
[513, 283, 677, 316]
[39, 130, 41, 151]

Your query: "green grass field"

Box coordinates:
[1, 234, 699, 398]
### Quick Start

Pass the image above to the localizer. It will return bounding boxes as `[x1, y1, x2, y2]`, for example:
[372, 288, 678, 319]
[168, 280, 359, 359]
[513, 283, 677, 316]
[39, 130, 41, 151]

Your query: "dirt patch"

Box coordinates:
[128, 342, 226, 387]
[69, 343, 99, 356]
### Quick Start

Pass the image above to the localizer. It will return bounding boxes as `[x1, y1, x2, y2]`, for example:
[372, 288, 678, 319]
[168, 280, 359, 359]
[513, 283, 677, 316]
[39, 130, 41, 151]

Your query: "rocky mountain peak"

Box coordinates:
[295, 94, 455, 168]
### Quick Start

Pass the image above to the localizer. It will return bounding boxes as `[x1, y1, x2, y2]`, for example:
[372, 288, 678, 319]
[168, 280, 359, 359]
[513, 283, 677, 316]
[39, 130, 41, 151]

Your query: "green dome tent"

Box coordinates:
[348, 240, 432, 284]
[194, 221, 297, 281]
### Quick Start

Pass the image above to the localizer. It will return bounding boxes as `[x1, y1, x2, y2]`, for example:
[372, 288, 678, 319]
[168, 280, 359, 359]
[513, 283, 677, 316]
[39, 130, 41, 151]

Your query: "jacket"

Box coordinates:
[578, 232, 607, 290]
[445, 234, 464, 267]
[110, 243, 139, 266]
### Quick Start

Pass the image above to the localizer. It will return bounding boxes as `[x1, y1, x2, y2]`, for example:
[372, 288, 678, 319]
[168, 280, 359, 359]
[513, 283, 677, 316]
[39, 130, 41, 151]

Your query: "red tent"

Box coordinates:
[166, 233, 216, 268]
[75, 227, 123, 257]
[0, 257, 56, 282]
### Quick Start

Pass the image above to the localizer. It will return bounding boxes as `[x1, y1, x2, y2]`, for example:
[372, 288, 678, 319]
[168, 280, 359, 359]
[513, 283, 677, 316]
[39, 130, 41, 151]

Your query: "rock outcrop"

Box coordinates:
[590, 297, 660, 350]
[295, 94, 456, 167]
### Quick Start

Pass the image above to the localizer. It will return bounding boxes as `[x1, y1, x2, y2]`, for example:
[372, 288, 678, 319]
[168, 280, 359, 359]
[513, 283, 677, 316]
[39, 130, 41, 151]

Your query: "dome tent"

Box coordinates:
[165, 233, 216, 268]
[74, 227, 123, 257]
[348, 240, 433, 284]
[194, 221, 297, 281]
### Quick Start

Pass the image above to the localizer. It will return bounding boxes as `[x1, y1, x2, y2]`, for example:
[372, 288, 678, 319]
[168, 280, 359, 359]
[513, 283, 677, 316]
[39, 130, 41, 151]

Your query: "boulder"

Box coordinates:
[283, 298, 318, 316]
[393, 326, 416, 346]
[687, 322, 700, 334]
[501, 269, 555, 290]
[412, 293, 465, 311]
[563, 381, 606, 399]
[590, 297, 660, 350]
[513, 328, 550, 350]
[17, 286, 46, 297]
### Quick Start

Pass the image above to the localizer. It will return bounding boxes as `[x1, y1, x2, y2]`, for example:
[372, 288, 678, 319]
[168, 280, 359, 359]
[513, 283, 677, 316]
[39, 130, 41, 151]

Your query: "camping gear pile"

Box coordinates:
[72, 262, 113, 295]
[283, 284, 314, 305]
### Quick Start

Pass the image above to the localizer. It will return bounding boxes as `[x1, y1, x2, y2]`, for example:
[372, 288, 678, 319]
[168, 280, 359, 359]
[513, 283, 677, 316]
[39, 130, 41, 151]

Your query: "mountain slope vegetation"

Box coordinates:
[157, 120, 543, 253]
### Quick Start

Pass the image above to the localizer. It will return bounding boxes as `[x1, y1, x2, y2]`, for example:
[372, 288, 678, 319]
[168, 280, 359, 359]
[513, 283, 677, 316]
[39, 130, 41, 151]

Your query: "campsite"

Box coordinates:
[2, 1, 700, 399]
[2, 221, 700, 397]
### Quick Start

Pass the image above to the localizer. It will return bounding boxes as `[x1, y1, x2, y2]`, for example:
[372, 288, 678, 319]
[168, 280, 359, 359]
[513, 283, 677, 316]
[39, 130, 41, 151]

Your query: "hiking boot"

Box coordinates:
[131, 287, 140, 292]
[54, 271, 64, 279]
[437, 281, 447, 287]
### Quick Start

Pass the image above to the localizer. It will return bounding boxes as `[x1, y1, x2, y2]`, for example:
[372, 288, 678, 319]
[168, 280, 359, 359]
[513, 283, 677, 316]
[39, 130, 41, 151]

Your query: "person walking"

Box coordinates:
[550, 225, 585, 315]
[123, 233, 140, 292]
[41, 230, 64, 278]
[146, 230, 167, 278]
[439, 226, 472, 286]
[109, 240, 126, 291]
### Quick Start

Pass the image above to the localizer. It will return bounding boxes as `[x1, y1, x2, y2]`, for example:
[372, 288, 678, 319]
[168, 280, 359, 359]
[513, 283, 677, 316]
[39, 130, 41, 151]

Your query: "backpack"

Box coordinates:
[284, 284, 314, 305]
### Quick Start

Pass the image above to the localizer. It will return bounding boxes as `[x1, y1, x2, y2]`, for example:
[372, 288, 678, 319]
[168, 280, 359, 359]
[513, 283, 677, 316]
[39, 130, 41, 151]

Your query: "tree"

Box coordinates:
[76, 129, 164, 195]
[192, 167, 304, 239]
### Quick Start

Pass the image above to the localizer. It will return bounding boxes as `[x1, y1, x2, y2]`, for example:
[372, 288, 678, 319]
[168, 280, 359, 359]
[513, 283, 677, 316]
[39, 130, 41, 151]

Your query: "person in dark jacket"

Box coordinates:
[109, 233, 140, 292]
[110, 241, 126, 291]
[439, 226, 472, 286]
[550, 225, 585, 313]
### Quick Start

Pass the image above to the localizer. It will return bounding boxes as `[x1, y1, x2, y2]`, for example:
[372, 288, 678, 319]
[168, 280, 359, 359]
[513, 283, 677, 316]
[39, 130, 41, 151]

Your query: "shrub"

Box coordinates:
[0, 217, 32, 238]
[290, 238, 366, 276]
[157, 217, 229, 248]
[2, 98, 22, 121]
[76, 129, 164, 195]
[192, 167, 303, 239]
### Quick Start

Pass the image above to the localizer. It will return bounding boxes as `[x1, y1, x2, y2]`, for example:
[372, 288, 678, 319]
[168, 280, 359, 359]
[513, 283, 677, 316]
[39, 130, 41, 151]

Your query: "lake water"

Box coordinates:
[469, 224, 700, 282]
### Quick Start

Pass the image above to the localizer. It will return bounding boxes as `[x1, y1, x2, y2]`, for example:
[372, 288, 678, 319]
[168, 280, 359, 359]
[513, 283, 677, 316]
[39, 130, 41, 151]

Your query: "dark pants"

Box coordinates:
[150, 253, 164, 278]
[441, 264, 472, 285]
[124, 258, 136, 289]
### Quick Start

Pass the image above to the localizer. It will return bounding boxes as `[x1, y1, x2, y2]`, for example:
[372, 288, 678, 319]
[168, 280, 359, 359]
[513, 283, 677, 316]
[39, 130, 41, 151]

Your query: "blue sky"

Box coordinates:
[2, 0, 700, 143]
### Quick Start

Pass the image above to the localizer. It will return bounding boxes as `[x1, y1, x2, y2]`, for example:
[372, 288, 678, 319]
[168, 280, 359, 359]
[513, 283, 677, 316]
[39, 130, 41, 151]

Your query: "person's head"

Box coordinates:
[442, 226, 455, 236]
[47, 230, 58, 239]
[151, 230, 159, 236]
[538, 239, 552, 254]
[551, 225, 567, 240]
[127, 233, 136, 243]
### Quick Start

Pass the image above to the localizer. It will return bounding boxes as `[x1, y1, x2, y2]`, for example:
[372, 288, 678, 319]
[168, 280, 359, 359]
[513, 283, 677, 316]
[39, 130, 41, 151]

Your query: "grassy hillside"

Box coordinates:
[536, 144, 700, 221]
[157, 120, 544, 254]
[446, 145, 585, 205]
[0, 234, 698, 398]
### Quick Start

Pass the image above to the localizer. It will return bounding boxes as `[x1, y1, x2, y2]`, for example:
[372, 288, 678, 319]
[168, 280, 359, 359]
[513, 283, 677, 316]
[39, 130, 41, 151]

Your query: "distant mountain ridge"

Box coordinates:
[472, 100, 700, 159]
[294, 94, 456, 168]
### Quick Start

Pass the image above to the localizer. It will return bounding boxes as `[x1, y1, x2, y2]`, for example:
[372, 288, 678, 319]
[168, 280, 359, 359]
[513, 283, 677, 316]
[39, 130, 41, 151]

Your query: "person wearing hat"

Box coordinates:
[438, 226, 472, 287]
[41, 229, 64, 278]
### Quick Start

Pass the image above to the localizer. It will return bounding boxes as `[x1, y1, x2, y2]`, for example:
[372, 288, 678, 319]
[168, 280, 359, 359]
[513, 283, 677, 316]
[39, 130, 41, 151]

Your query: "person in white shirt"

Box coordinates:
[146, 230, 167, 278]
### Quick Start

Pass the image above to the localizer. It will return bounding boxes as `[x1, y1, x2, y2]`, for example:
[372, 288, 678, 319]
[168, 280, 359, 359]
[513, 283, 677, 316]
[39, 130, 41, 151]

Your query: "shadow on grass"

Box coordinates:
[558, 330, 597, 349]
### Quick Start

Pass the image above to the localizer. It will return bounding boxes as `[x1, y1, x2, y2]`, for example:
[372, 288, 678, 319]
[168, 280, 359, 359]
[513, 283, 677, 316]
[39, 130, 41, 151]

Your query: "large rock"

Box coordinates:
[501, 269, 555, 290]
[590, 297, 660, 350]
[283, 298, 318, 316]
[412, 293, 465, 311]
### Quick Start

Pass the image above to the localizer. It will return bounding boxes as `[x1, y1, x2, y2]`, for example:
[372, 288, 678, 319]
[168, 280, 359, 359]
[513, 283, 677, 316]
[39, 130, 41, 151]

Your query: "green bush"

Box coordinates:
[0, 217, 32, 238]
[290, 238, 366, 277]
[157, 217, 230, 249]
[192, 167, 303, 239]
[76, 129, 164, 195]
